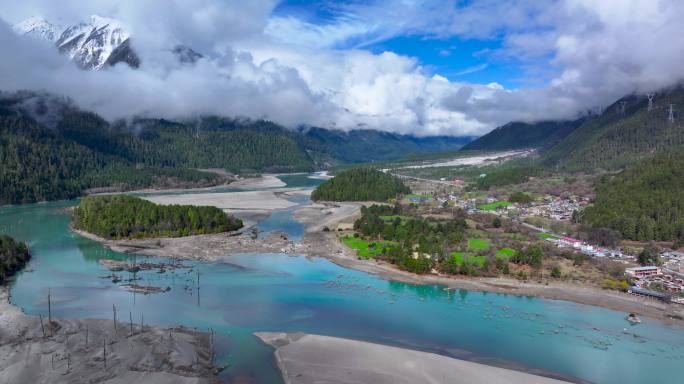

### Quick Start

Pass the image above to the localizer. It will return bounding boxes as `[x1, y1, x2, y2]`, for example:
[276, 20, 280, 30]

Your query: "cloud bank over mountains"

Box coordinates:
[1, 0, 684, 136]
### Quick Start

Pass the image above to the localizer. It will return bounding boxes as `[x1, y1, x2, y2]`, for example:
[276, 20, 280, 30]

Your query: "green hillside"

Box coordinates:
[542, 87, 684, 171]
[462, 119, 583, 151]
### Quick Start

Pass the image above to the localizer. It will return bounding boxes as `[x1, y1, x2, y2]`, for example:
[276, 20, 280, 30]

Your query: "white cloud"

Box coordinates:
[1, 0, 684, 137]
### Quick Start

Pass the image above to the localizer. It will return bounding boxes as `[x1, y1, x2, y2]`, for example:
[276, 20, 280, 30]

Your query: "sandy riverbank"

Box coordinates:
[0, 286, 216, 384]
[255, 332, 571, 384]
[140, 188, 307, 228]
[142, 190, 297, 211]
[73, 228, 296, 261]
[227, 174, 286, 189]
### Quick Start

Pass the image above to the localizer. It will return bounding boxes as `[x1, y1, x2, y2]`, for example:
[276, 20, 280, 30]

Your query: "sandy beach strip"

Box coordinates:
[227, 174, 287, 189]
[0, 287, 216, 384]
[142, 190, 297, 211]
[72, 227, 296, 261]
[256, 332, 571, 384]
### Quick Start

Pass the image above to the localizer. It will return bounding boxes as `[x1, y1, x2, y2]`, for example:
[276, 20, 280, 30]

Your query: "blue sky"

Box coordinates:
[271, 0, 543, 89]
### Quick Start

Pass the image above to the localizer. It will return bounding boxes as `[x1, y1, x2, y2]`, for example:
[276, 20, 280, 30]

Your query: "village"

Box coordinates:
[398, 175, 684, 305]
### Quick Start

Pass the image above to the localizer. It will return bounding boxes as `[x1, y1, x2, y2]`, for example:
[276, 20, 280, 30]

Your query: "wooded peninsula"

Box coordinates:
[72, 195, 243, 239]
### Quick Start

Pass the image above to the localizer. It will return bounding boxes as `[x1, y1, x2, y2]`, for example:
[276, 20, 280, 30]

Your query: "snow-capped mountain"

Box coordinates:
[14, 15, 140, 70]
[13, 16, 64, 42]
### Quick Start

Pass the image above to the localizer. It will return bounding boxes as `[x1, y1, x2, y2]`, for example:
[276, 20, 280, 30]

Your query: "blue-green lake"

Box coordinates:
[2, 175, 684, 383]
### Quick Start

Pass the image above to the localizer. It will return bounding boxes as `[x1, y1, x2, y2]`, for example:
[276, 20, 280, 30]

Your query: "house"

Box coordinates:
[558, 237, 582, 248]
[625, 266, 662, 279]
[662, 251, 684, 261]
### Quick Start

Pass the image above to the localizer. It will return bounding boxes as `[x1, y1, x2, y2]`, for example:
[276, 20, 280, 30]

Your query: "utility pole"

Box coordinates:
[48, 288, 52, 337]
[647, 93, 655, 111]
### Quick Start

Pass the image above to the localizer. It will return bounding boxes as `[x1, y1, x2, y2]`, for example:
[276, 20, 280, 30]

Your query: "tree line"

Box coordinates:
[72, 195, 243, 239]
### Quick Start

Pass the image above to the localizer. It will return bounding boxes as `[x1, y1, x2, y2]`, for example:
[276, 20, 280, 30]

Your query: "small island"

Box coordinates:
[311, 168, 410, 202]
[0, 235, 31, 283]
[72, 195, 243, 239]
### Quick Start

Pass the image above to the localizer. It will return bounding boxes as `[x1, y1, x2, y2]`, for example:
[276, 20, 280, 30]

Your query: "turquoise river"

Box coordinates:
[2, 174, 683, 383]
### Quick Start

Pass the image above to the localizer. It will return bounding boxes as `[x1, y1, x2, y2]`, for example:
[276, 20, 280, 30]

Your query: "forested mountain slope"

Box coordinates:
[542, 86, 684, 171]
[0, 92, 467, 204]
[302, 127, 471, 163]
[581, 150, 684, 241]
[461, 119, 583, 151]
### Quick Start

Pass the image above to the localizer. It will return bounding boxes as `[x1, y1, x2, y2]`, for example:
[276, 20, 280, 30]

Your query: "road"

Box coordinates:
[390, 173, 457, 187]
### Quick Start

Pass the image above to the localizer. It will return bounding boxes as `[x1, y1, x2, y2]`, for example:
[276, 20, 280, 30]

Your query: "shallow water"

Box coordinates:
[3, 176, 684, 384]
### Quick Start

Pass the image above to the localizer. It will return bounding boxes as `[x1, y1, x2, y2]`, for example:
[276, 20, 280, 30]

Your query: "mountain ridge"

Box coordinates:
[461, 119, 584, 152]
[541, 86, 684, 171]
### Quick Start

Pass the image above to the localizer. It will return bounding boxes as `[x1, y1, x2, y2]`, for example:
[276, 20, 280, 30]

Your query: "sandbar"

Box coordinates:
[255, 332, 571, 384]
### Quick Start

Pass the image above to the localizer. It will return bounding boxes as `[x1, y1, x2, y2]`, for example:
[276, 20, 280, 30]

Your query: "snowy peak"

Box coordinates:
[13, 16, 64, 42]
[13, 15, 200, 70]
[54, 15, 136, 70]
[14, 15, 139, 70]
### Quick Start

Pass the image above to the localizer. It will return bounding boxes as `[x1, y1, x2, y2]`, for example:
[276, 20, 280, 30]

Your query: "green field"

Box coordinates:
[341, 236, 395, 258]
[477, 201, 511, 211]
[497, 247, 516, 258]
[468, 238, 491, 251]
[379, 215, 412, 223]
[451, 252, 487, 267]
[537, 232, 559, 240]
